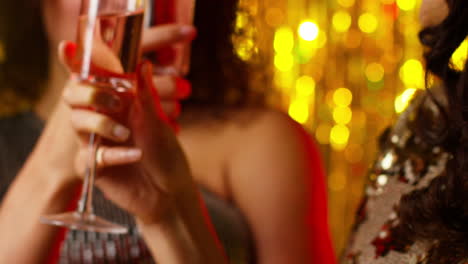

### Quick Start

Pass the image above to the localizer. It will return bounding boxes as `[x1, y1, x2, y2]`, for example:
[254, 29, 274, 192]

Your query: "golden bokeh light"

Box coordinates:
[235, 39, 256, 61]
[330, 124, 350, 148]
[274, 27, 294, 53]
[288, 99, 309, 124]
[358, 13, 378, 34]
[332, 11, 352, 33]
[399, 59, 424, 88]
[333, 88, 353, 107]
[333, 106, 353, 125]
[298, 21, 319, 41]
[296, 76, 316, 96]
[451, 39, 468, 71]
[396, 0, 417, 11]
[365, 63, 385, 82]
[274, 71, 295, 93]
[394, 88, 417, 113]
[274, 53, 294, 71]
[236, 12, 249, 29]
[297, 40, 317, 60]
[261, 0, 425, 253]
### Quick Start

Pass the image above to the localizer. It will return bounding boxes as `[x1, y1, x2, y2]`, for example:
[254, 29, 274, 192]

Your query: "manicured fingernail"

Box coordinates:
[123, 149, 142, 161]
[179, 25, 196, 39]
[113, 124, 130, 140]
[65, 42, 77, 58]
[176, 78, 191, 98]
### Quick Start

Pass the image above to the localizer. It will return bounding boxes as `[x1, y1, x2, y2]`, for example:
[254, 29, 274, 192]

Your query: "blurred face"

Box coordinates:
[419, 0, 449, 27]
[42, 0, 196, 54]
[42, 0, 81, 53]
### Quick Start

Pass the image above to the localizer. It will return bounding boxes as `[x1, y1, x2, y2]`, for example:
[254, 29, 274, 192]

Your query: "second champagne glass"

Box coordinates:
[146, 0, 195, 76]
[40, 0, 146, 234]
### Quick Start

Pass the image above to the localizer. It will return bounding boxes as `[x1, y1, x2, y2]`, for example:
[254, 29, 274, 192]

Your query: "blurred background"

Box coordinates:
[1, 0, 467, 257]
[231, 0, 468, 256]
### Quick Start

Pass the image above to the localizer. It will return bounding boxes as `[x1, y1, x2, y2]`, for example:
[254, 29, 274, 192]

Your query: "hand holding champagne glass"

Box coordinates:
[40, 0, 146, 234]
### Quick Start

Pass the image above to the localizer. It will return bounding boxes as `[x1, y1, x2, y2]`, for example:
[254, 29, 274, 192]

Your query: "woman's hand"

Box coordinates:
[61, 24, 197, 223]
[90, 62, 195, 222]
[67, 61, 194, 223]
[63, 24, 226, 263]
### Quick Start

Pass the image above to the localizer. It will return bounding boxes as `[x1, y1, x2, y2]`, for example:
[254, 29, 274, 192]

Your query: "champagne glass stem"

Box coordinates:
[78, 133, 100, 215]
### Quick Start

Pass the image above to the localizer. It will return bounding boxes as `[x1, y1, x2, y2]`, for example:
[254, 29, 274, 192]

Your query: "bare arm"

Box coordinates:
[230, 111, 337, 264]
[0, 103, 79, 263]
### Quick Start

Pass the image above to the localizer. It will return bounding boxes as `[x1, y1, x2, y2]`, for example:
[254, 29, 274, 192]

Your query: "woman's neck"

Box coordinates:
[34, 56, 67, 121]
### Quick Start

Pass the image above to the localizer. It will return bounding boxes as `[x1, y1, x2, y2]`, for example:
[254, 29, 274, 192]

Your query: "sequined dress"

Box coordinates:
[0, 112, 254, 264]
[342, 92, 451, 264]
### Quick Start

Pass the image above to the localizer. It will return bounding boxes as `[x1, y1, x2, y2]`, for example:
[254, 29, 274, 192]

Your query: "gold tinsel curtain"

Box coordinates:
[232, 0, 468, 255]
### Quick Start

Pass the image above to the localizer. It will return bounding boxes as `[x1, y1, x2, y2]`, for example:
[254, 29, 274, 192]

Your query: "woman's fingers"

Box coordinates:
[70, 109, 130, 142]
[95, 147, 142, 168]
[75, 146, 142, 176]
[142, 24, 196, 53]
[58, 41, 77, 71]
[63, 81, 123, 112]
[161, 102, 181, 119]
[153, 75, 191, 100]
[63, 74, 189, 106]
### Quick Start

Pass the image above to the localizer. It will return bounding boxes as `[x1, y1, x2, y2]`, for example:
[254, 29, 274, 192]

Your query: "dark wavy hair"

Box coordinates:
[390, 0, 468, 263]
[0, 0, 263, 118]
[184, 0, 265, 121]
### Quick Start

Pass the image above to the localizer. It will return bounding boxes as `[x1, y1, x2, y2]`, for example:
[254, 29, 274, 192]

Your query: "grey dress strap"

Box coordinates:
[0, 112, 254, 263]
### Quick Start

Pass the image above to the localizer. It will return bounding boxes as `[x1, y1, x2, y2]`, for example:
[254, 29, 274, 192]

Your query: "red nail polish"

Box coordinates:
[176, 78, 192, 98]
[65, 42, 77, 59]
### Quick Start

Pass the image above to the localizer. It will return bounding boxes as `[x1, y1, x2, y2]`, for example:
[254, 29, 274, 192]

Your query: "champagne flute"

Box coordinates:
[40, 0, 146, 234]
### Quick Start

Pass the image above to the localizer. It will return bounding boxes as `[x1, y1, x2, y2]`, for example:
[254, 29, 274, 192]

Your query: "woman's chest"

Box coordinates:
[177, 126, 237, 200]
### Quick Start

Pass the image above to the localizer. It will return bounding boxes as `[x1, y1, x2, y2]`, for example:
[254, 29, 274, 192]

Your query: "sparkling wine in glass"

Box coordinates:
[40, 0, 145, 234]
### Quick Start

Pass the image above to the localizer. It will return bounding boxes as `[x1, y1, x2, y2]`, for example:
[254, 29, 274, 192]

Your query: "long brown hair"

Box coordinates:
[390, 0, 468, 262]
[184, 0, 265, 119]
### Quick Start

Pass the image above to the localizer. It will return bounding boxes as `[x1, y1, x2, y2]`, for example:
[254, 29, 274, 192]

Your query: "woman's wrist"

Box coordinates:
[32, 102, 80, 188]
[20, 149, 79, 213]
[27, 145, 78, 189]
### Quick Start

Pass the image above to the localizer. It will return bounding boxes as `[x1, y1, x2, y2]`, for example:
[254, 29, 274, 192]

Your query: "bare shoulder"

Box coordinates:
[228, 108, 316, 163]
[227, 107, 323, 189]
[226, 109, 331, 263]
